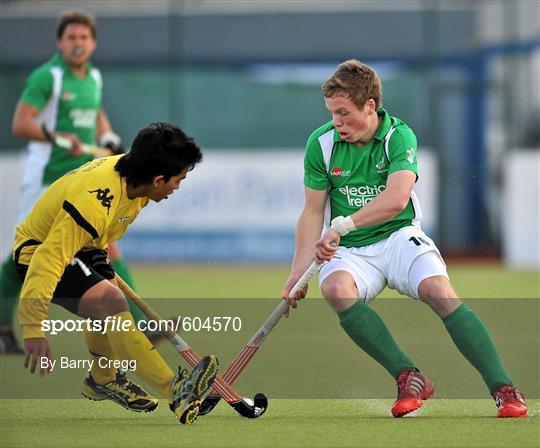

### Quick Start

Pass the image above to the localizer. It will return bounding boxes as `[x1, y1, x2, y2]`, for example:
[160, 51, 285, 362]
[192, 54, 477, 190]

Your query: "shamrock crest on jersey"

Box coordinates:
[376, 155, 388, 174]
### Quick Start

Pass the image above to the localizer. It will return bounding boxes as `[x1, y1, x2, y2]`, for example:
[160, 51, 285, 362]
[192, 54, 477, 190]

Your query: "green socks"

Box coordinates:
[110, 258, 147, 324]
[443, 303, 512, 393]
[0, 255, 22, 327]
[339, 300, 511, 393]
[338, 301, 415, 377]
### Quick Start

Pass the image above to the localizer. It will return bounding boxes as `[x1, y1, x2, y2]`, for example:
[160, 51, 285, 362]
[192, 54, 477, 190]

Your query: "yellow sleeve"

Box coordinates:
[19, 202, 107, 339]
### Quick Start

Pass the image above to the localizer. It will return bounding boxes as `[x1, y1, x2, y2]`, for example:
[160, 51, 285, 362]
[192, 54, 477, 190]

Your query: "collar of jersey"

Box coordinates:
[332, 108, 391, 143]
[52, 52, 94, 74]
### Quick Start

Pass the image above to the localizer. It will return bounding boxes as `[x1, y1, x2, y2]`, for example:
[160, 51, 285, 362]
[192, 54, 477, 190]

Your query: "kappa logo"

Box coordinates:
[330, 167, 351, 177]
[89, 188, 114, 214]
[406, 148, 416, 164]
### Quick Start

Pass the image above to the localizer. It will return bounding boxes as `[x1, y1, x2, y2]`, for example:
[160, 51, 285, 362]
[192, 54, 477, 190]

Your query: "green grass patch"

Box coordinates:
[2, 263, 538, 447]
[131, 262, 539, 299]
[1, 399, 538, 448]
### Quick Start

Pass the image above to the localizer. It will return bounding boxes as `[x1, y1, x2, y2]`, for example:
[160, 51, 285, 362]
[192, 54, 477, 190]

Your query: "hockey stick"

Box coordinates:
[115, 275, 268, 418]
[199, 260, 321, 415]
[55, 135, 113, 158]
[41, 124, 114, 158]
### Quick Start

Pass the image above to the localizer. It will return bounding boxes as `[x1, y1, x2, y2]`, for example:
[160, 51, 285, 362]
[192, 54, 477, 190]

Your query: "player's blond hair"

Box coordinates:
[322, 59, 382, 110]
[57, 10, 97, 39]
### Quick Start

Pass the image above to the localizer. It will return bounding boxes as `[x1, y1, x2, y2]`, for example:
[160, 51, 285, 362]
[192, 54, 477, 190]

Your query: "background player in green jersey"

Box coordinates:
[0, 10, 147, 353]
[282, 59, 527, 418]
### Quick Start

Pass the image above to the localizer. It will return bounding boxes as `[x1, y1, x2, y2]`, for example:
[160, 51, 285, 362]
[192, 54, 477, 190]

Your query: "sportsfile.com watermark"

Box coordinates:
[41, 315, 242, 335]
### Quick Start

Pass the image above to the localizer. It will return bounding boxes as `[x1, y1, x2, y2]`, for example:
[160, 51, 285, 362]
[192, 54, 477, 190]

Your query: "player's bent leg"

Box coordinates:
[77, 282, 159, 412]
[412, 254, 527, 417]
[385, 255, 447, 417]
[78, 281, 219, 423]
[443, 302, 528, 417]
[321, 271, 424, 417]
[79, 283, 175, 397]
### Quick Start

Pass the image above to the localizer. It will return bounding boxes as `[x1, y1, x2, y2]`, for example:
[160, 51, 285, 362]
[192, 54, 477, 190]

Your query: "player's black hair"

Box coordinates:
[115, 122, 203, 188]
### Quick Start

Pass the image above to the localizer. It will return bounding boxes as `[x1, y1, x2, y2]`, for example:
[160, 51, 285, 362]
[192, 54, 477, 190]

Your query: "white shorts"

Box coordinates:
[16, 141, 51, 224]
[319, 225, 448, 302]
[16, 184, 48, 224]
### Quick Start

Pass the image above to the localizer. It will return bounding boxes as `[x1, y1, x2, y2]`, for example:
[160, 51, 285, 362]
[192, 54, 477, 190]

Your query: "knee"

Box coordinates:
[418, 276, 460, 318]
[321, 280, 357, 300]
[100, 290, 129, 316]
[79, 281, 129, 319]
[321, 279, 359, 313]
[418, 276, 456, 300]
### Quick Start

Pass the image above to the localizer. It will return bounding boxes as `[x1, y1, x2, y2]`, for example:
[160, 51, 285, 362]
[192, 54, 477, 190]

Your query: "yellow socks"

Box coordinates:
[83, 329, 116, 385]
[105, 311, 175, 399]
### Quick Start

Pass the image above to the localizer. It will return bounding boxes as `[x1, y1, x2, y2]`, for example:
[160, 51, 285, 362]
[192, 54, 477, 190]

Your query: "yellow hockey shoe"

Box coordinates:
[82, 370, 159, 412]
[169, 355, 219, 424]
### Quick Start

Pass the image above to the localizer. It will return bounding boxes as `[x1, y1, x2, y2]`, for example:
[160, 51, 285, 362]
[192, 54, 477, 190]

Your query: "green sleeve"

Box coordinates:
[303, 134, 330, 191]
[387, 127, 418, 178]
[19, 67, 53, 110]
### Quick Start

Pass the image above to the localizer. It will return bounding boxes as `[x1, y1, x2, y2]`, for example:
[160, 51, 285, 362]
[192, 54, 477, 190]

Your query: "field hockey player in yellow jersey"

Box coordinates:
[14, 122, 218, 424]
[1, 9, 149, 354]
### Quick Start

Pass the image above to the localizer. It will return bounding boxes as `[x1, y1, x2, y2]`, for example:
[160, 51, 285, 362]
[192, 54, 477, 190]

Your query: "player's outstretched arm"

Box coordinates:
[12, 102, 49, 142]
[282, 186, 327, 307]
[19, 213, 99, 376]
[12, 101, 84, 155]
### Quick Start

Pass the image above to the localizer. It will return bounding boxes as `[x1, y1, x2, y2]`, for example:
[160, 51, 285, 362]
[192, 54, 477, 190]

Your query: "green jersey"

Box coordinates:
[19, 53, 101, 185]
[304, 109, 422, 248]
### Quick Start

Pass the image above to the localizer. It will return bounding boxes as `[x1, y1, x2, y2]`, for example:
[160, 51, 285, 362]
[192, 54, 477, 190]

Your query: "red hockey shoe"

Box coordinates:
[391, 368, 435, 417]
[493, 385, 528, 418]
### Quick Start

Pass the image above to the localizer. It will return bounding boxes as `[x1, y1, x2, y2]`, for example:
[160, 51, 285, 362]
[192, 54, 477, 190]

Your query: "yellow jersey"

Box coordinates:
[14, 155, 148, 338]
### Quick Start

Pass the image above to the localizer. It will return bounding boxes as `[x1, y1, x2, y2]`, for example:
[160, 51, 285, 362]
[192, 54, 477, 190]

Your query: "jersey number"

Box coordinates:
[409, 236, 430, 247]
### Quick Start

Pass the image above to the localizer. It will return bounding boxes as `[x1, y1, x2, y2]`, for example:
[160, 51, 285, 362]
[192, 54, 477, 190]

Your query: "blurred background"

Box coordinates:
[1, 0, 539, 269]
